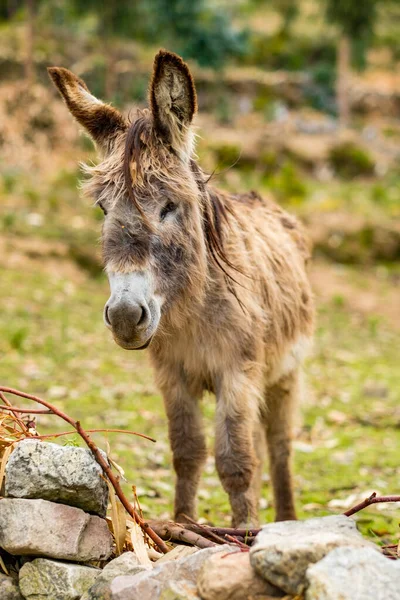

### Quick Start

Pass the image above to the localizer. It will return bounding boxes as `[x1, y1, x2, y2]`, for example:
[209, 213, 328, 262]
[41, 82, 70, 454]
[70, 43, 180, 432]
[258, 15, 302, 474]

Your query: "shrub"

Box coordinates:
[329, 141, 375, 179]
[267, 160, 307, 203]
[212, 143, 242, 169]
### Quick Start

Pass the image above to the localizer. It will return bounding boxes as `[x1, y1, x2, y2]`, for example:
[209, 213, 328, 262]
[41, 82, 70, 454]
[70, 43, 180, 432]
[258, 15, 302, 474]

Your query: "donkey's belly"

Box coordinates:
[267, 334, 313, 385]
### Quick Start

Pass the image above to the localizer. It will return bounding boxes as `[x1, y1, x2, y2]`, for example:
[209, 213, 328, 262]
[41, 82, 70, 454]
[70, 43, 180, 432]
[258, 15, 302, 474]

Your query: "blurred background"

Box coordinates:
[0, 0, 399, 539]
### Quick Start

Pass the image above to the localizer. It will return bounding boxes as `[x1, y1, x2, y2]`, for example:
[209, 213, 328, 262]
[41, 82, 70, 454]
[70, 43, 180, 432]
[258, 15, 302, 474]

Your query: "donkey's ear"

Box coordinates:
[47, 67, 126, 151]
[150, 50, 197, 159]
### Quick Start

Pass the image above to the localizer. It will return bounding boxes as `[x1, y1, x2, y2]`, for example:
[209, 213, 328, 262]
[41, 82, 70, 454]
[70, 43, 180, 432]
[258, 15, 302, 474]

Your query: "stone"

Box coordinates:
[156, 545, 198, 564]
[110, 546, 236, 600]
[0, 573, 23, 600]
[5, 439, 108, 516]
[160, 580, 200, 599]
[197, 551, 284, 600]
[305, 546, 400, 600]
[250, 515, 374, 595]
[81, 552, 150, 600]
[0, 498, 112, 562]
[19, 558, 100, 600]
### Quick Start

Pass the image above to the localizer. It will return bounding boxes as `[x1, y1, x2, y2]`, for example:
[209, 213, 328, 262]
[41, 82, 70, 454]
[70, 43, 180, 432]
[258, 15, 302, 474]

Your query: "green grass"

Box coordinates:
[1, 256, 399, 544]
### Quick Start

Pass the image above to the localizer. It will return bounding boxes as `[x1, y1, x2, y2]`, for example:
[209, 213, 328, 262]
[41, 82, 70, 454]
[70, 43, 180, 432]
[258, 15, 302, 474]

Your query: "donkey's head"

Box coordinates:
[49, 51, 219, 350]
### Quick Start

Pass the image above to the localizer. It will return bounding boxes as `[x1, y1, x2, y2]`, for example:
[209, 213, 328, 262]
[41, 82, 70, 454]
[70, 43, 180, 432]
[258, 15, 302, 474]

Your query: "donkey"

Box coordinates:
[48, 50, 314, 527]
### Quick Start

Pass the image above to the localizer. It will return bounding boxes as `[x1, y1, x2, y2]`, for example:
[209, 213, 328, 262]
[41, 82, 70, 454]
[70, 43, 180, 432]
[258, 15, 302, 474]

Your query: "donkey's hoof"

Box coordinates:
[232, 519, 260, 530]
[174, 512, 196, 524]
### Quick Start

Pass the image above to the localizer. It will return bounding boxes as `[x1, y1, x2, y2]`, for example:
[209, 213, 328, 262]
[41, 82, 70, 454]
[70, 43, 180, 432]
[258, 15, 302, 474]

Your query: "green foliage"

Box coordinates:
[1, 212, 17, 229]
[305, 62, 336, 114]
[68, 243, 103, 278]
[1, 0, 397, 78]
[68, 0, 246, 70]
[241, 29, 336, 81]
[266, 161, 307, 203]
[0, 0, 24, 21]
[144, 0, 247, 69]
[62, 436, 80, 447]
[325, 0, 383, 68]
[326, 0, 377, 39]
[329, 142, 375, 179]
[69, 0, 143, 39]
[274, 0, 299, 36]
[1, 168, 20, 194]
[259, 150, 280, 174]
[9, 326, 29, 350]
[212, 143, 242, 170]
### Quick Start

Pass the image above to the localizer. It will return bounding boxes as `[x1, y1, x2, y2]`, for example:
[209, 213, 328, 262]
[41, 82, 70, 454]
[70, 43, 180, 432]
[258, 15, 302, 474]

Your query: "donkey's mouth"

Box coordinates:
[134, 337, 153, 350]
[112, 335, 153, 351]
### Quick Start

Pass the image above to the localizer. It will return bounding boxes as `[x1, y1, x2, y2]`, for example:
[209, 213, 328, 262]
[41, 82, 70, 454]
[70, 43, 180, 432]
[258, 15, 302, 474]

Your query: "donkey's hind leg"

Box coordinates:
[251, 420, 266, 519]
[264, 369, 300, 521]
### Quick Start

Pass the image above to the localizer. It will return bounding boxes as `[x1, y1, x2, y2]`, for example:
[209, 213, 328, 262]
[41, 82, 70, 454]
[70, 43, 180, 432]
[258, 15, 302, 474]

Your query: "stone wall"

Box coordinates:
[1, 439, 400, 600]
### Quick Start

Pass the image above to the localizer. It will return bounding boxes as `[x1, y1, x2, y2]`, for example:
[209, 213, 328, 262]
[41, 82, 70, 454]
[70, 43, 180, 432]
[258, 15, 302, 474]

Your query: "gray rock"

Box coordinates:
[197, 550, 285, 600]
[0, 574, 23, 600]
[5, 439, 108, 516]
[19, 558, 100, 600]
[0, 498, 113, 562]
[81, 552, 150, 600]
[110, 545, 235, 600]
[305, 546, 400, 600]
[250, 515, 374, 595]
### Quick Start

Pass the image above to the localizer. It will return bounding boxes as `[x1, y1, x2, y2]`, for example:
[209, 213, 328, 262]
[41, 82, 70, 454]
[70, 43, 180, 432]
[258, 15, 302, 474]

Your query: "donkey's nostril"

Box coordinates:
[137, 305, 147, 328]
[104, 305, 111, 326]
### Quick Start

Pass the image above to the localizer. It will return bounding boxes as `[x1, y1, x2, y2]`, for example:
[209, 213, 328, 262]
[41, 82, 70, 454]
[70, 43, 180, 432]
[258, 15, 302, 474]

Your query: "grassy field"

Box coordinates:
[1, 238, 399, 545]
[0, 63, 399, 550]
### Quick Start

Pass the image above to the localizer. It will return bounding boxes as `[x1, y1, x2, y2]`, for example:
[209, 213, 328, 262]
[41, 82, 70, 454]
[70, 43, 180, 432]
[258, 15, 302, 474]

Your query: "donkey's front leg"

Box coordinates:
[215, 376, 259, 527]
[162, 380, 207, 523]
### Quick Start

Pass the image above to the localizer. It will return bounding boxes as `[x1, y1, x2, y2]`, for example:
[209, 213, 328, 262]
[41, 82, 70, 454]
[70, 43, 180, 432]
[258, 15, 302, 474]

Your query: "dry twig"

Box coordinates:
[180, 514, 229, 546]
[0, 392, 28, 434]
[344, 492, 400, 517]
[148, 520, 218, 549]
[0, 406, 52, 414]
[181, 523, 260, 542]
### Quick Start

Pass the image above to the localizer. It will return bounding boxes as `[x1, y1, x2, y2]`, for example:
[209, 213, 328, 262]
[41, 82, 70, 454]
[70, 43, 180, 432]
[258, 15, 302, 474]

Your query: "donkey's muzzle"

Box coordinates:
[104, 271, 160, 350]
[106, 300, 150, 333]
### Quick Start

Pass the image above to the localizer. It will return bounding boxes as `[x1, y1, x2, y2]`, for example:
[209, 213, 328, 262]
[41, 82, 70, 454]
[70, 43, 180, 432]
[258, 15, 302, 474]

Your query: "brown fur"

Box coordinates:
[49, 50, 315, 527]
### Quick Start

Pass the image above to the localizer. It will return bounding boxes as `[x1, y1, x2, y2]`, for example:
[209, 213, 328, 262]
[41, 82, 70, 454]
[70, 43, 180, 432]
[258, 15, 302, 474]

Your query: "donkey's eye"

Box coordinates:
[160, 202, 176, 221]
[97, 202, 108, 216]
